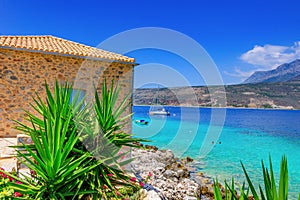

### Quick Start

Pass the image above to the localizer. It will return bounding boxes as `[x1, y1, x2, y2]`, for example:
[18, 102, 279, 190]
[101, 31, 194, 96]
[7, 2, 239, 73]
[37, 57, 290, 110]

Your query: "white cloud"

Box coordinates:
[226, 42, 300, 81]
[240, 42, 300, 69]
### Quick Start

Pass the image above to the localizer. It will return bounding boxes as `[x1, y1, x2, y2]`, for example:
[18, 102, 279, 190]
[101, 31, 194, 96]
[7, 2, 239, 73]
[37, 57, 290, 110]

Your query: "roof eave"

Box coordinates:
[0, 46, 138, 65]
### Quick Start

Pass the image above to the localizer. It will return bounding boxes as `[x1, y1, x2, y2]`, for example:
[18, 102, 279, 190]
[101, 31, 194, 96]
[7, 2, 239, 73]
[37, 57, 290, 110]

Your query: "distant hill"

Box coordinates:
[243, 59, 300, 84]
[289, 74, 300, 82]
[134, 81, 300, 109]
[134, 59, 300, 109]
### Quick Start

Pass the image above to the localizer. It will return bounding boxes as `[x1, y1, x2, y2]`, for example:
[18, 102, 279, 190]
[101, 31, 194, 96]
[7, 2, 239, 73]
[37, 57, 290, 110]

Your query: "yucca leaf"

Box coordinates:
[240, 182, 249, 200]
[278, 155, 288, 200]
[223, 178, 239, 200]
[262, 160, 274, 200]
[259, 185, 267, 200]
[213, 179, 223, 200]
[241, 161, 259, 199]
[15, 146, 48, 180]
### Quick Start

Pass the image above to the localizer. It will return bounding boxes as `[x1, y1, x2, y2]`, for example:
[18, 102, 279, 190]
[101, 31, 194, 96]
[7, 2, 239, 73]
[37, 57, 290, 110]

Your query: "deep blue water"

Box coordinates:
[132, 106, 300, 197]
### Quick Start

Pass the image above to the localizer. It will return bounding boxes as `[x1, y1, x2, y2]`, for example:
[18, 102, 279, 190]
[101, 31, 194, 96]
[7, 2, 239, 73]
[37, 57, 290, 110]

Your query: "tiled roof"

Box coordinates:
[0, 35, 134, 63]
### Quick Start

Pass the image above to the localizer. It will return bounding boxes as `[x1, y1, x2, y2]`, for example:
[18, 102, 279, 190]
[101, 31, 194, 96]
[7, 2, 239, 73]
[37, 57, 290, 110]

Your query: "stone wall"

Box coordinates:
[0, 48, 134, 137]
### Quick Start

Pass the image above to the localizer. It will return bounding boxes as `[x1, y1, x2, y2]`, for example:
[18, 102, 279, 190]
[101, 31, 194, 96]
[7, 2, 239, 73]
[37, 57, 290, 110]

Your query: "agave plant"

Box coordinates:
[9, 80, 146, 199]
[93, 80, 147, 148]
[78, 80, 148, 199]
[213, 177, 249, 200]
[241, 155, 289, 200]
[213, 155, 299, 200]
[4, 82, 103, 199]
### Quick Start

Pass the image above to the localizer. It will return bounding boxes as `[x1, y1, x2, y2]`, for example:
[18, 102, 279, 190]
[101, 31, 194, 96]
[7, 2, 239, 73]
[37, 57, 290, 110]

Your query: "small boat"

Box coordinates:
[134, 119, 149, 125]
[149, 108, 170, 116]
[149, 85, 171, 116]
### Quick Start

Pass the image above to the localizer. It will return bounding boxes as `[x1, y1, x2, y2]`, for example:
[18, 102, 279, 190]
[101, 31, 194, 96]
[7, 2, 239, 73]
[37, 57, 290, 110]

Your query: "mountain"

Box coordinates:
[243, 59, 300, 84]
[134, 82, 300, 109]
[134, 59, 300, 109]
[289, 74, 300, 82]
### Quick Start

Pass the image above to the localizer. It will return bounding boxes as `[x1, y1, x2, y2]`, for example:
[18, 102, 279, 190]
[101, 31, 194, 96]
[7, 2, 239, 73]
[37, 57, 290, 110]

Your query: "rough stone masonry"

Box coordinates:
[0, 48, 135, 137]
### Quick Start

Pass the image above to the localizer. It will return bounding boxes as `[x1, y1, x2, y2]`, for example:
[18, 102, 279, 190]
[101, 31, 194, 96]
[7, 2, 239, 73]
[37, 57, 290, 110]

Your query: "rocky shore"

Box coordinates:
[130, 145, 215, 200]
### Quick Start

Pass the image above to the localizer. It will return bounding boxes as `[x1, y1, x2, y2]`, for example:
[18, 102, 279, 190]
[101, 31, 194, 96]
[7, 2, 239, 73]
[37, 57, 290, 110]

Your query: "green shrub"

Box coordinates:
[213, 155, 299, 200]
[5, 80, 146, 199]
[3, 82, 103, 199]
[77, 80, 147, 199]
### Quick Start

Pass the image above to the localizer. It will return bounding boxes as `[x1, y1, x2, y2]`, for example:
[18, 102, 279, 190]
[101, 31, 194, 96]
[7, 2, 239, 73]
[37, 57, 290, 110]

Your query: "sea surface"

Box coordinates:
[132, 106, 300, 198]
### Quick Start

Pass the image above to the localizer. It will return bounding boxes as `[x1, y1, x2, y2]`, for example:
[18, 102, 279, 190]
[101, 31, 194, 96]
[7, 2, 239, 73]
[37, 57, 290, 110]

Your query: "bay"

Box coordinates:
[132, 106, 300, 198]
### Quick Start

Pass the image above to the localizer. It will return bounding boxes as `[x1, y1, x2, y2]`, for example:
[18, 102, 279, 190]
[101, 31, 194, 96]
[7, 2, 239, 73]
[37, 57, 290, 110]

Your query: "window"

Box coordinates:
[70, 89, 86, 109]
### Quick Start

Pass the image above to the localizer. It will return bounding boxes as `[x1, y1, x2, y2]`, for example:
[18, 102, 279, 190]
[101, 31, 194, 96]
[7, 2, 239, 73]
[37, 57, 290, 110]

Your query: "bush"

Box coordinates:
[2, 80, 147, 199]
[213, 155, 300, 200]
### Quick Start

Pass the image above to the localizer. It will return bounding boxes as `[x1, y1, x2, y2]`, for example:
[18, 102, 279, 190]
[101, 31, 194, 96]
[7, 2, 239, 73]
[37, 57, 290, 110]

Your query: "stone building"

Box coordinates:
[0, 35, 136, 138]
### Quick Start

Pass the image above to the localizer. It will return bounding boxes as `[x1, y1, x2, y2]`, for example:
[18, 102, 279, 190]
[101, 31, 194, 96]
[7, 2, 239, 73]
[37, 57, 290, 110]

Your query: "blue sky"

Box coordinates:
[1, 0, 300, 87]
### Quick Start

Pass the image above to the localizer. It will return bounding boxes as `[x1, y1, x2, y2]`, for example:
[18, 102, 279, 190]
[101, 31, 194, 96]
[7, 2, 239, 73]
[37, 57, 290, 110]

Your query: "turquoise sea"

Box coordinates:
[132, 106, 300, 198]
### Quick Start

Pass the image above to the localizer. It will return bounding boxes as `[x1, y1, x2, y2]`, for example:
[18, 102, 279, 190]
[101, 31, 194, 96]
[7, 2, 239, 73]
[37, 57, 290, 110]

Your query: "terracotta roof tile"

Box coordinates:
[0, 35, 134, 63]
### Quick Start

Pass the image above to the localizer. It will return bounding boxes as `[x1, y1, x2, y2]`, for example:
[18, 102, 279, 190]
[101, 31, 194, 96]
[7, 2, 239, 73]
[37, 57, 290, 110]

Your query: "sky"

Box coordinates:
[1, 0, 300, 87]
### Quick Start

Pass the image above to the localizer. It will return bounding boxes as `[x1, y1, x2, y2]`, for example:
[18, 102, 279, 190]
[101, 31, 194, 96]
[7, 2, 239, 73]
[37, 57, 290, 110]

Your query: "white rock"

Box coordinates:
[171, 177, 177, 182]
[144, 190, 162, 200]
[164, 169, 176, 178]
[183, 196, 197, 200]
[154, 166, 165, 174]
[131, 148, 205, 200]
[176, 169, 185, 177]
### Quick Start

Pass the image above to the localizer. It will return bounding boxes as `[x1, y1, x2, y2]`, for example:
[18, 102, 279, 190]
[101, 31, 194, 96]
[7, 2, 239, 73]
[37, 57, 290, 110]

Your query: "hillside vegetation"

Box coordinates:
[133, 81, 300, 109]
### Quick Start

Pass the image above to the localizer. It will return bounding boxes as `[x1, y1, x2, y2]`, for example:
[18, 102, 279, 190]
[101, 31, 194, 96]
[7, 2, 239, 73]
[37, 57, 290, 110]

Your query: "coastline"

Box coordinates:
[132, 106, 300, 199]
[133, 104, 297, 111]
[131, 144, 215, 200]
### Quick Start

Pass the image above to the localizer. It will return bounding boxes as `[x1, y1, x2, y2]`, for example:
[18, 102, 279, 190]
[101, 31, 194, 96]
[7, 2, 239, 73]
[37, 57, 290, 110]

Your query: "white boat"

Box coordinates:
[149, 85, 170, 116]
[149, 108, 170, 115]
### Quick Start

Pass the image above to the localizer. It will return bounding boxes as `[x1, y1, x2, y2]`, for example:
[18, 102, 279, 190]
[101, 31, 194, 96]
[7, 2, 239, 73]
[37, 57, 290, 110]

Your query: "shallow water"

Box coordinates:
[132, 106, 300, 197]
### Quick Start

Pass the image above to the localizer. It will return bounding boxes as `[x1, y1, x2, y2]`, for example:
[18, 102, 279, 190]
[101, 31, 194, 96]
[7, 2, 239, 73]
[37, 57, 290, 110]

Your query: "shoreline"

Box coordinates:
[133, 104, 298, 111]
[131, 144, 215, 200]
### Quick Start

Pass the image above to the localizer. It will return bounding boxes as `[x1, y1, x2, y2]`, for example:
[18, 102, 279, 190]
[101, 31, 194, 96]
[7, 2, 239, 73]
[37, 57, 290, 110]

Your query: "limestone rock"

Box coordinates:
[143, 189, 161, 200]
[131, 147, 214, 200]
[183, 196, 197, 200]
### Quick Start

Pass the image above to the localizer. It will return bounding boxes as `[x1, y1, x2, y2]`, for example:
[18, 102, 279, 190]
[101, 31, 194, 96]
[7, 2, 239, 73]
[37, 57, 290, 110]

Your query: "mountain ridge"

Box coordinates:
[134, 59, 300, 109]
[243, 59, 300, 84]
